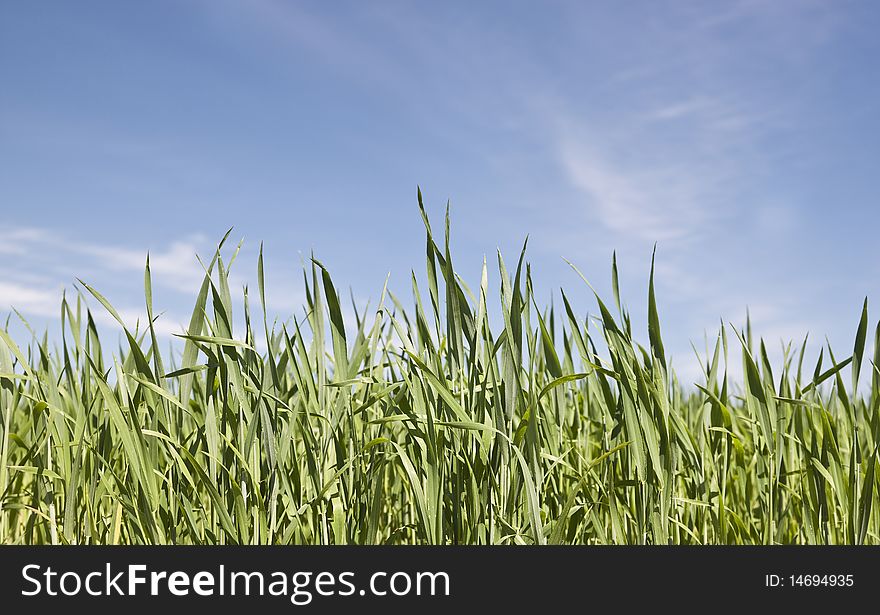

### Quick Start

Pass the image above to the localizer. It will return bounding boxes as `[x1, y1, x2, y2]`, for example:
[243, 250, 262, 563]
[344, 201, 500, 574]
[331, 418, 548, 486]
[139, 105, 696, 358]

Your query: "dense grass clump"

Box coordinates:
[2, 196, 879, 545]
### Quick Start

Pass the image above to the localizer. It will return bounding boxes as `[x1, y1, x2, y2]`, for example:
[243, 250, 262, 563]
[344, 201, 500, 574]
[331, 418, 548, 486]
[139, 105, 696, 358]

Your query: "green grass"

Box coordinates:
[2, 194, 879, 545]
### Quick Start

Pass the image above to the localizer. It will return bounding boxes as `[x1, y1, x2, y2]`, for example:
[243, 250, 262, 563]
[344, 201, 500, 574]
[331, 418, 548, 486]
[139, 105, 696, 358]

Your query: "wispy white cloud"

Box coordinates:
[0, 227, 53, 255]
[557, 142, 713, 241]
[549, 98, 755, 246]
[645, 98, 713, 122]
[0, 225, 313, 345]
[72, 237, 212, 294]
[0, 280, 63, 318]
[641, 96, 766, 140]
[539, 2, 845, 249]
[0, 228, 214, 338]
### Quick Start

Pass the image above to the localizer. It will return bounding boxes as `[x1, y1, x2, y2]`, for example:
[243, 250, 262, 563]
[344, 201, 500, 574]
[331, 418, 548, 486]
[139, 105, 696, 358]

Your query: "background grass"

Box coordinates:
[2, 195, 878, 545]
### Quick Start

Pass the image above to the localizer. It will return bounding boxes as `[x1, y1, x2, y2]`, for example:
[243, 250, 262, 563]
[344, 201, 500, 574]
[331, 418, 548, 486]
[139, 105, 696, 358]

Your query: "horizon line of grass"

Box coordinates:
[1, 190, 879, 545]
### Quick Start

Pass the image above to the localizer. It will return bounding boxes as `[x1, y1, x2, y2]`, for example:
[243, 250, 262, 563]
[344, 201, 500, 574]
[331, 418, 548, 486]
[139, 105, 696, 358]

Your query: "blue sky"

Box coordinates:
[2, 0, 879, 383]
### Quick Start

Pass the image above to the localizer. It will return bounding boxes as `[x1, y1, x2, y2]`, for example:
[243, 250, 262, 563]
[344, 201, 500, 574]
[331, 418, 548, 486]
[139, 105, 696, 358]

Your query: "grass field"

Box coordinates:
[2, 196, 878, 545]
